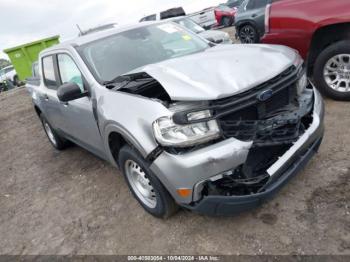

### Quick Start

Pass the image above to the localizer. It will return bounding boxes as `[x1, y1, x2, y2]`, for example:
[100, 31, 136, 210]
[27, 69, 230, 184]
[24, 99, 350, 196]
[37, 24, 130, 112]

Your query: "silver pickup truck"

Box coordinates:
[27, 21, 324, 218]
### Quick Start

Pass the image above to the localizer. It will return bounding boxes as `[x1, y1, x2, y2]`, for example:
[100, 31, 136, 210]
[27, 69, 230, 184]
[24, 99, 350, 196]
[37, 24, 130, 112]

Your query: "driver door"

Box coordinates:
[56, 53, 104, 155]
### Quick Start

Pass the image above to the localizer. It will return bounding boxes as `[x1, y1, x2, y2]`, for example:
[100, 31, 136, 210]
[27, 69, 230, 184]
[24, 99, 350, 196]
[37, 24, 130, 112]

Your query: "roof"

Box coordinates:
[41, 22, 162, 55]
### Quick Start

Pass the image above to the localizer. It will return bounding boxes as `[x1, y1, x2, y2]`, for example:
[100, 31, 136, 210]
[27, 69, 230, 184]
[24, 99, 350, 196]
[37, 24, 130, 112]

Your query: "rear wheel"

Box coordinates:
[40, 114, 70, 150]
[118, 145, 179, 218]
[314, 40, 350, 101]
[239, 24, 259, 44]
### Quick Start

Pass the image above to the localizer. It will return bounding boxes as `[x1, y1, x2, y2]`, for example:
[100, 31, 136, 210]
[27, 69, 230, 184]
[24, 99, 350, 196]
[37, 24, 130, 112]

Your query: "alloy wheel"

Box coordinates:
[324, 54, 350, 93]
[239, 25, 256, 44]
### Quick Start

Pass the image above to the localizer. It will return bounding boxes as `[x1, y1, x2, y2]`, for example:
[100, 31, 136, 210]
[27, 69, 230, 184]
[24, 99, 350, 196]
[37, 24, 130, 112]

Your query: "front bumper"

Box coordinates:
[150, 87, 324, 210]
[185, 87, 325, 216]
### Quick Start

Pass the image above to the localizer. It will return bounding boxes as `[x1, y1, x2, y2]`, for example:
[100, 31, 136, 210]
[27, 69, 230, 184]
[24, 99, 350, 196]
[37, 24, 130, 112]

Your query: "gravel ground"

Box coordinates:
[0, 40, 349, 255]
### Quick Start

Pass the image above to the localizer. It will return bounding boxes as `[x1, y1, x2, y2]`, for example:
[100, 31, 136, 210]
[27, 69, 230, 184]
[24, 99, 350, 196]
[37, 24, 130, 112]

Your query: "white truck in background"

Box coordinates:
[187, 7, 217, 29]
[0, 65, 19, 86]
[139, 6, 217, 30]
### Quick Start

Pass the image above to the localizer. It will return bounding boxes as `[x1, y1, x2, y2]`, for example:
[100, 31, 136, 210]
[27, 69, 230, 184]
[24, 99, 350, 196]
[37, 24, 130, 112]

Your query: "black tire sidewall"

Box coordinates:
[13, 76, 19, 86]
[239, 24, 258, 44]
[40, 114, 67, 150]
[118, 145, 177, 218]
[313, 40, 350, 101]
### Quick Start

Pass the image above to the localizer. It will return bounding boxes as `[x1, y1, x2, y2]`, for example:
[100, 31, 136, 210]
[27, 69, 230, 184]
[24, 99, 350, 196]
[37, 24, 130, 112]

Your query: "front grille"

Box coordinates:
[211, 65, 302, 146]
[219, 118, 301, 147]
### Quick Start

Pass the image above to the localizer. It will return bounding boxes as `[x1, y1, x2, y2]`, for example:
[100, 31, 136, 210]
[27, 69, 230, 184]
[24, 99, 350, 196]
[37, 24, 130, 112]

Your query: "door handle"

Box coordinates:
[43, 94, 49, 101]
[252, 14, 257, 18]
[60, 101, 69, 107]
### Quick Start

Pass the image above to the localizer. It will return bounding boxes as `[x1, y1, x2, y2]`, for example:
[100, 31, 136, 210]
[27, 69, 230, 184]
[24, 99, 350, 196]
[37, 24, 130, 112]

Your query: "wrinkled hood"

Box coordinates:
[134, 44, 299, 101]
[198, 30, 229, 42]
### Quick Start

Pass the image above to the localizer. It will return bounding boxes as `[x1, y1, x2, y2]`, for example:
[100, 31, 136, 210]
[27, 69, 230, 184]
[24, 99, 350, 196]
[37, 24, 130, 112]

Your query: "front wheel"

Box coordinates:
[238, 24, 259, 44]
[314, 40, 350, 101]
[118, 145, 179, 218]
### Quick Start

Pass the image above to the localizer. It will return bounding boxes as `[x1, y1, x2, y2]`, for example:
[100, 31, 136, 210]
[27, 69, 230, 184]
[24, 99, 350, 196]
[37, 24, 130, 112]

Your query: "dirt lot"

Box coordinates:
[1, 85, 349, 255]
[0, 40, 350, 254]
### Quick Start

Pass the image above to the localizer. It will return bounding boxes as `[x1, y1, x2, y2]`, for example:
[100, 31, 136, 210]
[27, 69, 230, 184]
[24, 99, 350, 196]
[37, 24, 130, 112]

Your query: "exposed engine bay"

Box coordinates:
[111, 66, 315, 198]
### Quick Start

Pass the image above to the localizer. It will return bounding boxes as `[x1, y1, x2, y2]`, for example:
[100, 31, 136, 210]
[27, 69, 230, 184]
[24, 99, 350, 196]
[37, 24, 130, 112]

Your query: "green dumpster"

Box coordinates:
[3, 36, 60, 80]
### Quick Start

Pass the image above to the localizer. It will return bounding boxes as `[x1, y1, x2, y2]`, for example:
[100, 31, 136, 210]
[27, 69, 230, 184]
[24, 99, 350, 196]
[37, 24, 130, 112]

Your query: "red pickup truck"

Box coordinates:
[262, 0, 350, 101]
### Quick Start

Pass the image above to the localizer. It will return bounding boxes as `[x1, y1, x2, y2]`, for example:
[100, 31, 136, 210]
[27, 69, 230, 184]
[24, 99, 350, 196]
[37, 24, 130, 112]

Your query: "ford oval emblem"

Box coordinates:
[258, 89, 273, 101]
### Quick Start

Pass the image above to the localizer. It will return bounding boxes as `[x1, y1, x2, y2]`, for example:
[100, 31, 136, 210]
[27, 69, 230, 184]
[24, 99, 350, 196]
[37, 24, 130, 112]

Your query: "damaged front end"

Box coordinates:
[188, 66, 315, 199]
[112, 65, 324, 216]
[180, 66, 325, 215]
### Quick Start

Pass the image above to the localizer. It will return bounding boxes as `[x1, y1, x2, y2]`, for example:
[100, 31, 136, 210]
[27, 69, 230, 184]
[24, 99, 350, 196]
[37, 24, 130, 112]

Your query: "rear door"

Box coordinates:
[41, 55, 65, 130]
[253, 0, 268, 35]
[244, 0, 268, 35]
[56, 53, 104, 154]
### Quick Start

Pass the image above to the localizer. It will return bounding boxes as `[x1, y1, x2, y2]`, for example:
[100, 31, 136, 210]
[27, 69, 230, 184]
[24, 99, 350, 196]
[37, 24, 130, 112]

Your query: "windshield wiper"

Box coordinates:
[103, 72, 151, 86]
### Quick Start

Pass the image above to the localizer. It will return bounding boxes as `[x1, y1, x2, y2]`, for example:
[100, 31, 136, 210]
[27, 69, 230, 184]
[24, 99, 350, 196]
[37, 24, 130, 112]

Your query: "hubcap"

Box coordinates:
[44, 121, 57, 146]
[240, 26, 255, 44]
[324, 54, 350, 93]
[125, 160, 157, 208]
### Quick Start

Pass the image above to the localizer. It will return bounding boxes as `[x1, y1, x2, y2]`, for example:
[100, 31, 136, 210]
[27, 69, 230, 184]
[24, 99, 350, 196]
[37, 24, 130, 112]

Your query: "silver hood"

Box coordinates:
[136, 44, 299, 101]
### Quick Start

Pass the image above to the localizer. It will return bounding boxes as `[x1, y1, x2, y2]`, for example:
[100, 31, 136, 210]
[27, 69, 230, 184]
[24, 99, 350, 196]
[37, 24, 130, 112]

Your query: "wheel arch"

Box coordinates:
[108, 131, 129, 166]
[235, 19, 258, 32]
[308, 22, 350, 76]
[34, 105, 42, 118]
[105, 123, 154, 168]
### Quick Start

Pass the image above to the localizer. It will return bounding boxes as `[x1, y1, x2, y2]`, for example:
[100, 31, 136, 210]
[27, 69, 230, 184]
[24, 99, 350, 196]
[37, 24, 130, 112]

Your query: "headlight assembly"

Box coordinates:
[153, 111, 220, 148]
[296, 71, 308, 96]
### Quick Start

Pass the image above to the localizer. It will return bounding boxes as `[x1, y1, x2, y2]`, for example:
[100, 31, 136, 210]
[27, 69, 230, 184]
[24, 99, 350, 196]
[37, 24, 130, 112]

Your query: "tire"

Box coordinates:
[222, 17, 232, 27]
[238, 24, 259, 44]
[313, 40, 350, 101]
[13, 75, 19, 87]
[118, 145, 179, 218]
[40, 114, 70, 150]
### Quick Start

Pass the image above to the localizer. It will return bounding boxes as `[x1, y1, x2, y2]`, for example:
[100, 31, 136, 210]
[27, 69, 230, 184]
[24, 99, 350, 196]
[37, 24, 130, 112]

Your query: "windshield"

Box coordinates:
[227, 0, 244, 8]
[80, 23, 209, 83]
[176, 18, 205, 34]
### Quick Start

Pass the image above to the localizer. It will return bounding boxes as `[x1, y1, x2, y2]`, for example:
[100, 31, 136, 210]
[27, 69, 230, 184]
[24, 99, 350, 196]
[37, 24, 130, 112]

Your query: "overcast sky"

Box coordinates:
[0, 0, 224, 59]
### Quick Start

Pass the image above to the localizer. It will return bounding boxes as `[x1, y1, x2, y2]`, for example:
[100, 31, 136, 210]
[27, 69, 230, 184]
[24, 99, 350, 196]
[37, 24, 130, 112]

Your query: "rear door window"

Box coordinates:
[42, 56, 58, 89]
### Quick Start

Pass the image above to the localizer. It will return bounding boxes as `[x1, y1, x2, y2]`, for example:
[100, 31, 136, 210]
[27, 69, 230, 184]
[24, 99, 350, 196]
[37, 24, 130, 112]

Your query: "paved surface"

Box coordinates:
[0, 41, 349, 255]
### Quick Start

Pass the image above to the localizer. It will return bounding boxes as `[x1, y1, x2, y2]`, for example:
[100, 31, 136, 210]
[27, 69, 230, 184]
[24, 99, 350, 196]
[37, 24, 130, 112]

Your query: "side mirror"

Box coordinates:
[57, 82, 88, 102]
